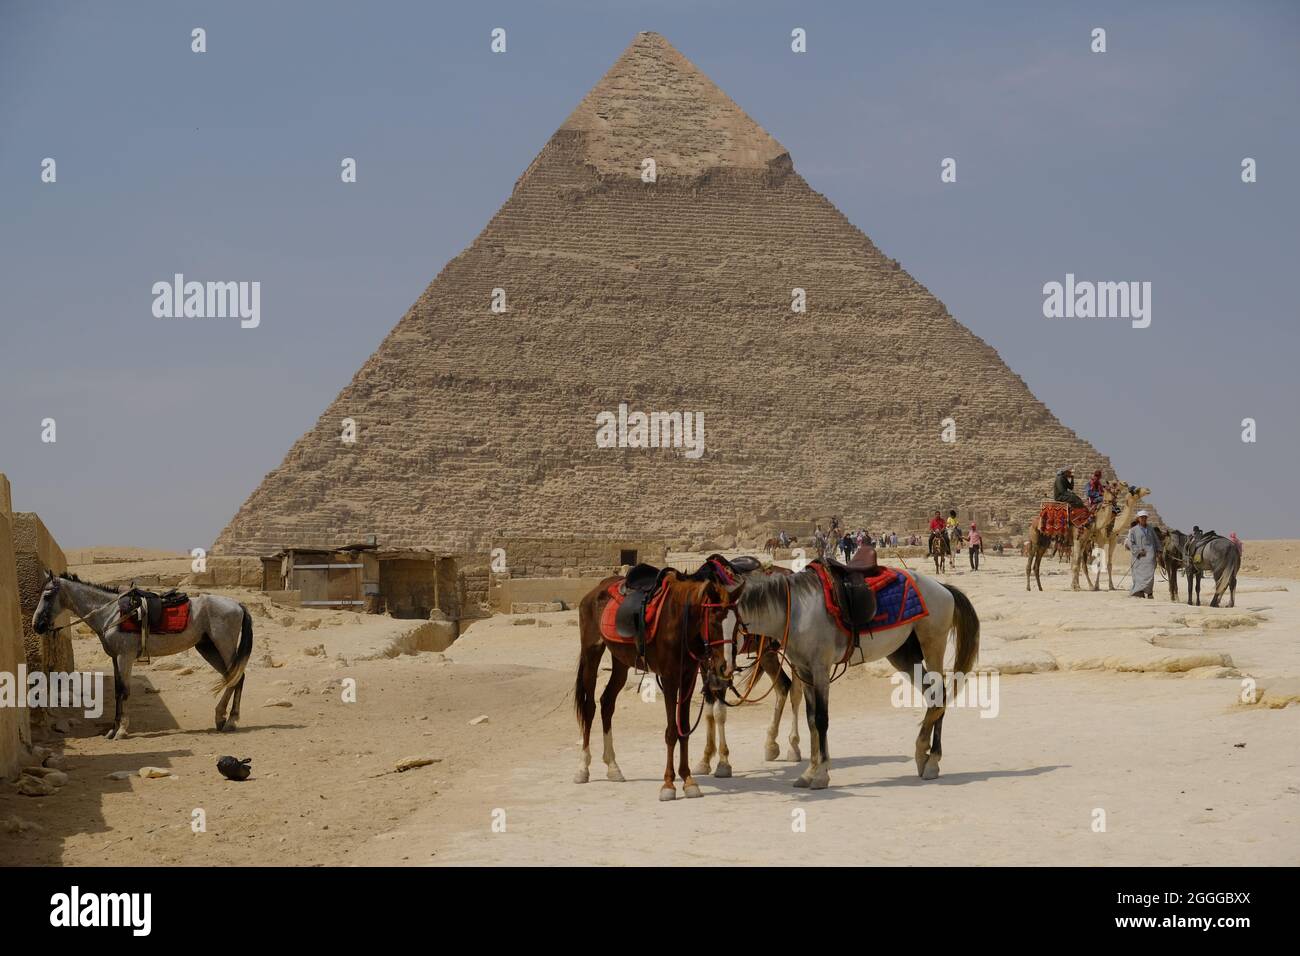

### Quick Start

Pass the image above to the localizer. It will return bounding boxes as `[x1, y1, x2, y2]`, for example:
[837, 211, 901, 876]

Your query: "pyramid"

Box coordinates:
[215, 32, 1119, 555]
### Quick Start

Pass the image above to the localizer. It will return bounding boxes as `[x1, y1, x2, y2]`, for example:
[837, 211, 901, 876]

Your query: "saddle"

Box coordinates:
[1038, 501, 1092, 537]
[118, 587, 191, 635]
[1185, 531, 1220, 567]
[819, 552, 882, 646]
[613, 564, 675, 656]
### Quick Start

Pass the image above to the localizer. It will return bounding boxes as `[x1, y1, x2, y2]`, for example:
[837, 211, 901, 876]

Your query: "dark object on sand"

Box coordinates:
[217, 756, 252, 781]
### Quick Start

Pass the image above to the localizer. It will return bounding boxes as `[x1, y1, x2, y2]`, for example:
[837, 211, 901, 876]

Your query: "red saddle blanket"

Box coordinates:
[811, 564, 929, 634]
[1038, 502, 1092, 537]
[599, 582, 670, 644]
[119, 601, 191, 634]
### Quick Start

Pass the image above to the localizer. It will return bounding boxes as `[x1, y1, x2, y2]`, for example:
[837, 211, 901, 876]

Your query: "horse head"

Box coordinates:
[699, 578, 745, 691]
[32, 570, 60, 635]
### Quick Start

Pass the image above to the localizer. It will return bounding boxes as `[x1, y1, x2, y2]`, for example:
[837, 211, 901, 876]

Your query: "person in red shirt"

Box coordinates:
[928, 511, 945, 533]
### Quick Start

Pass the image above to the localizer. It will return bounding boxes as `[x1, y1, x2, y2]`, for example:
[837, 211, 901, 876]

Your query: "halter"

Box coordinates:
[722, 573, 793, 706]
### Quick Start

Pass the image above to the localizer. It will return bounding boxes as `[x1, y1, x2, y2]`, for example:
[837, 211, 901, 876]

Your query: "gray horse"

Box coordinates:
[1162, 530, 1240, 607]
[729, 566, 979, 788]
[31, 572, 253, 739]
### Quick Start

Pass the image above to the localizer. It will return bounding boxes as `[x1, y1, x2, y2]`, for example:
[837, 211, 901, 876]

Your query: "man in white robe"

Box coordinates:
[1124, 510, 1159, 598]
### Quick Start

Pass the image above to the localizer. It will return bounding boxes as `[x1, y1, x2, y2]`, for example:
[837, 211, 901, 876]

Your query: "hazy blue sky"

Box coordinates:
[2, 0, 1297, 549]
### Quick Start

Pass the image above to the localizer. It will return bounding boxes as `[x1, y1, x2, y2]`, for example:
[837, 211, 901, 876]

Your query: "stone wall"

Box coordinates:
[0, 476, 32, 780]
[13, 513, 74, 678]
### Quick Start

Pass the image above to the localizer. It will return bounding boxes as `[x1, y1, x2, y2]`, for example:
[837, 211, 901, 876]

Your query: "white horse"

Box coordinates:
[32, 572, 253, 739]
[727, 565, 979, 788]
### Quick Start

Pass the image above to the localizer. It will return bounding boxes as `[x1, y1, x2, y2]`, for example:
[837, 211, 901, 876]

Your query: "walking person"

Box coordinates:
[840, 531, 856, 564]
[968, 523, 982, 570]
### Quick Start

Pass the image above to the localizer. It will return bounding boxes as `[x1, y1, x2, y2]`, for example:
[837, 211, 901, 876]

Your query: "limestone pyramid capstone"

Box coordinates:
[214, 32, 1119, 555]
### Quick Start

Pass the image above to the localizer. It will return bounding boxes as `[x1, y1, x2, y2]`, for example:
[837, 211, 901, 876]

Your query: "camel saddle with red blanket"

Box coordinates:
[1037, 501, 1093, 539]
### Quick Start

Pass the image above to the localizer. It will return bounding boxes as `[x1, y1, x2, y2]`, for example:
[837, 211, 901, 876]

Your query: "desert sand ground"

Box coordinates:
[2, 545, 1298, 866]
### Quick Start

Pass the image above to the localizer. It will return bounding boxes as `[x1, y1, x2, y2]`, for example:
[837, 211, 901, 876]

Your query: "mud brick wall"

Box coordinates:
[13, 513, 74, 677]
[213, 33, 1144, 557]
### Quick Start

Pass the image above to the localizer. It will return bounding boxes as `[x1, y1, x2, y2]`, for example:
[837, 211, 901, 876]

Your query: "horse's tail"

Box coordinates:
[943, 584, 980, 674]
[573, 652, 586, 727]
[212, 606, 254, 695]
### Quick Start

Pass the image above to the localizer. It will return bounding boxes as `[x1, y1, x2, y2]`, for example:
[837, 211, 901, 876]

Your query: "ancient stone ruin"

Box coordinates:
[215, 32, 1118, 557]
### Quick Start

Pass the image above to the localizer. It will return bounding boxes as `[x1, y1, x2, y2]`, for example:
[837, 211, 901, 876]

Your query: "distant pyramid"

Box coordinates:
[215, 32, 1117, 554]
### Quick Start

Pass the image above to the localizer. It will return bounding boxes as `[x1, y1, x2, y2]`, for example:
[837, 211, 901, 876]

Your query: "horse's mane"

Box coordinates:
[58, 572, 121, 594]
[736, 566, 819, 617]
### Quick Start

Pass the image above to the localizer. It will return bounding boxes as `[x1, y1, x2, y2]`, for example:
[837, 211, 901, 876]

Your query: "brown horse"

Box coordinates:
[929, 530, 950, 573]
[574, 571, 743, 801]
[764, 536, 796, 552]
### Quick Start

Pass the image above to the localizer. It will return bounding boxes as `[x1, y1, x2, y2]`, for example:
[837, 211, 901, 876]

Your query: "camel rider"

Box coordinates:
[1053, 468, 1088, 510]
[1086, 470, 1105, 508]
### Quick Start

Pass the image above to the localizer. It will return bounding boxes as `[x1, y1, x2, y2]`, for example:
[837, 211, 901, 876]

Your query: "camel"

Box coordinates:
[1075, 482, 1152, 591]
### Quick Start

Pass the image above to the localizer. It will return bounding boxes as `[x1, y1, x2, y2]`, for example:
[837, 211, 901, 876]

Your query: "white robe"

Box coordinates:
[1125, 524, 1159, 595]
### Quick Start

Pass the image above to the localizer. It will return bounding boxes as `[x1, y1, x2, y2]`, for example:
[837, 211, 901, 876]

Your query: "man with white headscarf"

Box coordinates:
[1124, 510, 1159, 598]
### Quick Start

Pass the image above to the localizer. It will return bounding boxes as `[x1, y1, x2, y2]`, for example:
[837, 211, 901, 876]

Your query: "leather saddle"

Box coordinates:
[1186, 531, 1220, 566]
[615, 564, 674, 647]
[119, 587, 189, 632]
[822, 549, 881, 644]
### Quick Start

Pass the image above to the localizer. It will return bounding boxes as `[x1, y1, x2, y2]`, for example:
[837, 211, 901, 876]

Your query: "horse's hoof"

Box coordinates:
[782, 748, 802, 763]
[793, 776, 812, 789]
[104, 728, 117, 740]
[683, 784, 703, 798]
[692, 760, 711, 776]
[809, 775, 830, 790]
[606, 766, 625, 783]
[573, 769, 590, 784]
[922, 756, 941, 780]
[764, 742, 780, 761]
[713, 762, 732, 778]
[658, 786, 676, 801]
[214, 717, 226, 732]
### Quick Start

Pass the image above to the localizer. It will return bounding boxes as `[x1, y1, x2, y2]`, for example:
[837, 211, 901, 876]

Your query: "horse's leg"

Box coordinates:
[227, 675, 246, 732]
[599, 654, 628, 782]
[785, 673, 804, 762]
[108, 652, 135, 740]
[573, 643, 602, 784]
[195, 635, 234, 730]
[1211, 564, 1230, 608]
[916, 632, 949, 780]
[712, 696, 732, 778]
[678, 670, 702, 798]
[794, 669, 829, 789]
[660, 684, 680, 801]
[106, 655, 123, 738]
[762, 655, 789, 761]
[694, 686, 716, 776]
